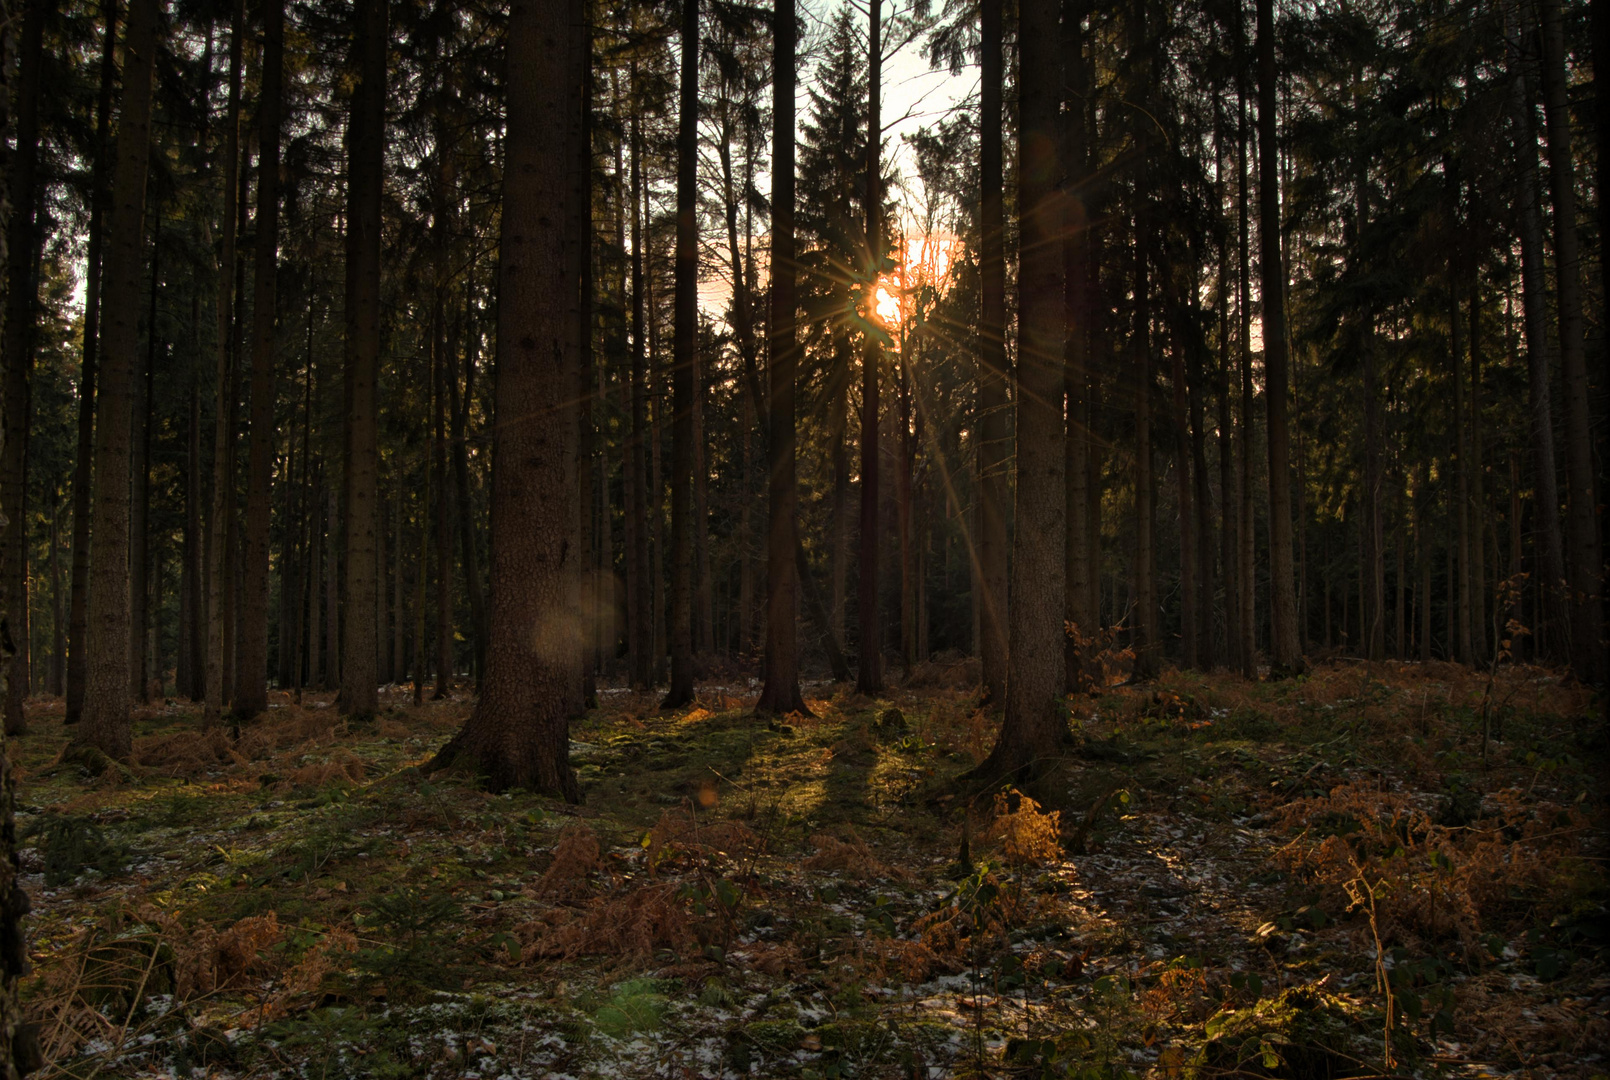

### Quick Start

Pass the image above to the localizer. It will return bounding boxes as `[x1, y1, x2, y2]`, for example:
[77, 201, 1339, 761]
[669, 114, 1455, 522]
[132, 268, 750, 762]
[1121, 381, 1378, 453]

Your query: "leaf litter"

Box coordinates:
[9, 665, 1606, 1078]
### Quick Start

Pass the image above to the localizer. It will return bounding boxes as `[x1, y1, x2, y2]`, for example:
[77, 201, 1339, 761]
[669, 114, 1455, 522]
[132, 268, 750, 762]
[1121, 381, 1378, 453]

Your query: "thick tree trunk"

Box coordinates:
[976, 0, 1008, 704]
[0, 12, 41, 1065]
[429, 0, 582, 799]
[856, 0, 884, 696]
[0, 0, 44, 737]
[79, 0, 162, 757]
[757, 0, 808, 714]
[67, 0, 120, 728]
[1536, 0, 1604, 683]
[1505, 15, 1568, 661]
[974, 0, 1064, 778]
[205, 0, 245, 725]
[236, 0, 285, 721]
[664, 0, 698, 708]
[1257, 0, 1302, 673]
[340, 0, 386, 716]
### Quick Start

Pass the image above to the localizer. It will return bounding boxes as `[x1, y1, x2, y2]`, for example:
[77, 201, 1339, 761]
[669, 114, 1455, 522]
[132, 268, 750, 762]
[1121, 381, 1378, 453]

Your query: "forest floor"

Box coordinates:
[9, 658, 1607, 1079]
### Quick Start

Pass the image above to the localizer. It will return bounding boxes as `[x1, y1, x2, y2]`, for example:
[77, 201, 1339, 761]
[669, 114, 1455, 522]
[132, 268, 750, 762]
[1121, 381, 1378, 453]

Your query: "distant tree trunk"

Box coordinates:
[67, 0, 120, 728]
[693, 352, 713, 659]
[1468, 293, 1488, 660]
[182, 344, 202, 699]
[1063, 0, 1094, 688]
[1394, 477, 1406, 658]
[0, 0, 44, 737]
[50, 494, 65, 697]
[627, 107, 652, 690]
[1505, 25, 1567, 662]
[664, 0, 698, 708]
[325, 484, 339, 692]
[432, 127, 456, 700]
[78, 0, 161, 758]
[205, 0, 245, 726]
[1536, 0, 1604, 683]
[1453, 292, 1472, 664]
[1357, 176, 1384, 664]
[413, 485, 426, 704]
[1236, 84, 1256, 678]
[340, 0, 386, 716]
[830, 330, 851, 654]
[452, 292, 487, 687]
[575, 42, 597, 704]
[857, 0, 884, 696]
[236, 0, 285, 721]
[392, 489, 405, 685]
[1417, 465, 1431, 662]
[756, 0, 808, 715]
[429, 0, 582, 799]
[1171, 336, 1197, 669]
[1256, 0, 1301, 673]
[973, 0, 1064, 778]
[1216, 108, 1239, 672]
[1130, 0, 1157, 680]
[376, 487, 390, 684]
[307, 482, 322, 689]
[130, 214, 160, 704]
[897, 350, 915, 672]
[976, 0, 1008, 703]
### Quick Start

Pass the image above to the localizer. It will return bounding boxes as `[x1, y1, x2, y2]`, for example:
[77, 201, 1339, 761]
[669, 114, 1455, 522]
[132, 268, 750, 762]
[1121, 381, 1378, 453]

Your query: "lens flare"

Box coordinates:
[874, 283, 901, 327]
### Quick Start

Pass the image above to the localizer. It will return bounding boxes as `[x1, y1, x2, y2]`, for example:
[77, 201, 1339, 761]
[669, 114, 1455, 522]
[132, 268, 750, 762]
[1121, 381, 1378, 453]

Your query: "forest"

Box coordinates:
[0, 0, 1603, 1074]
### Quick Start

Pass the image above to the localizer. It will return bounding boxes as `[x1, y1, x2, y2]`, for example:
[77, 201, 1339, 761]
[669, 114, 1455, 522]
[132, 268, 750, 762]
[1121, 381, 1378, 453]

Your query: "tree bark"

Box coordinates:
[205, 0, 245, 725]
[856, 0, 884, 696]
[627, 106, 653, 690]
[976, 0, 1008, 703]
[1536, 0, 1604, 684]
[0, 0, 44, 737]
[973, 0, 1064, 778]
[756, 0, 807, 714]
[340, 0, 386, 716]
[1505, 20, 1568, 661]
[130, 213, 160, 704]
[664, 0, 698, 708]
[1256, 0, 1302, 673]
[79, 0, 162, 757]
[1236, 83, 1256, 678]
[429, 0, 582, 798]
[432, 122, 456, 700]
[1063, 0, 1094, 688]
[66, 0, 120, 728]
[236, 0, 285, 721]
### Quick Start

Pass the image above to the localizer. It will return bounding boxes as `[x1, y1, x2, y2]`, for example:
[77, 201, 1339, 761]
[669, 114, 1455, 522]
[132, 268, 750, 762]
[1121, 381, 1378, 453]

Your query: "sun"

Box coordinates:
[874, 281, 902, 327]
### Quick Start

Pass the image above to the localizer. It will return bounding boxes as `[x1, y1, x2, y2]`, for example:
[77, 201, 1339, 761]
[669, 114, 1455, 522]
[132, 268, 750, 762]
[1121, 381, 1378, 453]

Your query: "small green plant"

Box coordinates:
[352, 885, 462, 992]
[24, 814, 128, 887]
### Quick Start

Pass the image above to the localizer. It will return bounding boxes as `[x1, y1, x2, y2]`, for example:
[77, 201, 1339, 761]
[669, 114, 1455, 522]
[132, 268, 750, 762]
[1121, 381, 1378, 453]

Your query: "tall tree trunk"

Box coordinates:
[0, 10, 41, 1064]
[1236, 83, 1256, 678]
[325, 484, 339, 691]
[0, 0, 44, 737]
[1358, 174, 1383, 664]
[236, 0, 285, 721]
[627, 106, 652, 690]
[1063, 0, 1094, 688]
[1216, 105, 1239, 671]
[429, 0, 582, 799]
[1171, 337, 1196, 669]
[974, 0, 1064, 777]
[340, 0, 386, 716]
[1452, 286, 1473, 664]
[67, 0, 120, 727]
[78, 0, 162, 757]
[432, 125, 456, 700]
[1257, 0, 1301, 673]
[1469, 292, 1488, 660]
[575, 40, 597, 704]
[756, 0, 807, 714]
[130, 214, 160, 704]
[392, 487, 405, 686]
[664, 0, 698, 708]
[976, 0, 1008, 703]
[857, 0, 884, 696]
[830, 330, 851, 655]
[1130, 0, 1156, 679]
[1536, 0, 1604, 683]
[205, 0, 245, 725]
[452, 291, 487, 687]
[1505, 13, 1568, 661]
[51, 493, 64, 696]
[307, 480, 322, 689]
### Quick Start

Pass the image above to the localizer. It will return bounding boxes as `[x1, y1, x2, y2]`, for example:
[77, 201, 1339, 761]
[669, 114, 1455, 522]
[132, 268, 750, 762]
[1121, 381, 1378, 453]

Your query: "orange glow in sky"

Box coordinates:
[874, 284, 902, 327]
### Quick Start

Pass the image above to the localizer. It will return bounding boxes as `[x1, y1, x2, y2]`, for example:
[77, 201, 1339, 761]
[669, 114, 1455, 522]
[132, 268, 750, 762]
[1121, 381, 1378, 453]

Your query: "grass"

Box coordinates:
[9, 662, 1606, 1078]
